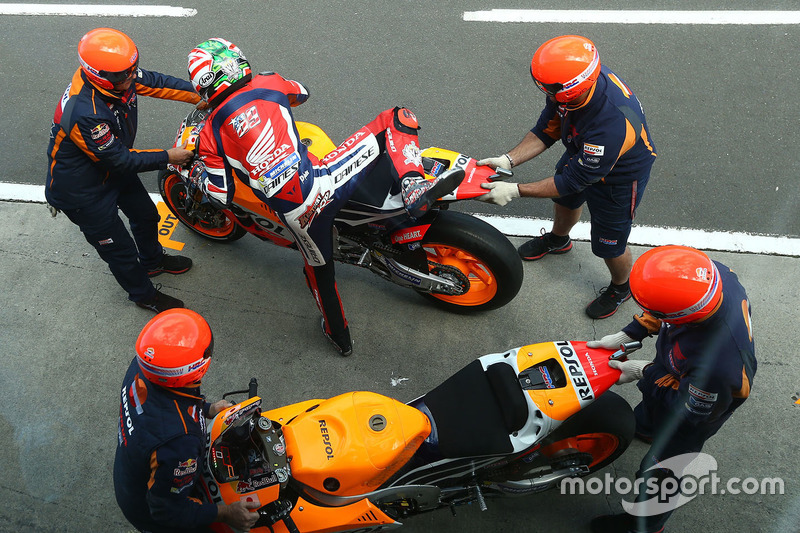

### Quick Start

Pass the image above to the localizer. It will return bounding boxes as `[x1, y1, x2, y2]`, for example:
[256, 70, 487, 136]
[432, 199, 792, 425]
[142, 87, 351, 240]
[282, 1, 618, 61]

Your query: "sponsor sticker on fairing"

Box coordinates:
[554, 341, 594, 406]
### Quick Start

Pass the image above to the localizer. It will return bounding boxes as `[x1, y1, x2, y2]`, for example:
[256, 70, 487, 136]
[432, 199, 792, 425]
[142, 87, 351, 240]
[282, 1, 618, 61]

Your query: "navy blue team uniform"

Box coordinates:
[45, 68, 199, 302]
[621, 262, 756, 531]
[531, 65, 657, 258]
[114, 358, 217, 532]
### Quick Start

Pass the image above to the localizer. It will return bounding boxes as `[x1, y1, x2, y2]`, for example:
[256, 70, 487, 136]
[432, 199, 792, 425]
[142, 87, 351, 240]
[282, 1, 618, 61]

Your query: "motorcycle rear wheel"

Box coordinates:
[419, 210, 523, 311]
[527, 391, 634, 475]
[158, 169, 247, 243]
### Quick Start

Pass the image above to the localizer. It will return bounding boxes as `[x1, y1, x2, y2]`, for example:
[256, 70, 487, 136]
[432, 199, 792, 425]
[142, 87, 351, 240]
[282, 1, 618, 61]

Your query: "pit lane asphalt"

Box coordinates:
[0, 199, 797, 532]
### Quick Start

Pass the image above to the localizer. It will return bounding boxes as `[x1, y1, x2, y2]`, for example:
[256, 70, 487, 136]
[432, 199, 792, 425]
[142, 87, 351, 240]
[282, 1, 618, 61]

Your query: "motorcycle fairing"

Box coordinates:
[420, 147, 507, 201]
[281, 391, 431, 497]
[286, 495, 400, 533]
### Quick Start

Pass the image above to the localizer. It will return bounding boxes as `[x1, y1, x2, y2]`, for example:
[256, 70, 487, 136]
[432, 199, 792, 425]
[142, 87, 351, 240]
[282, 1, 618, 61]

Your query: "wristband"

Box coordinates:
[504, 153, 514, 168]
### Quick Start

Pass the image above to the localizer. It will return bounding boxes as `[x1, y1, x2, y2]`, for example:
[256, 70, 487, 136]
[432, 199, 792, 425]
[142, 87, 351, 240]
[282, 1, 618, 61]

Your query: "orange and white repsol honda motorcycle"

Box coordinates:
[200, 340, 640, 532]
[158, 109, 523, 312]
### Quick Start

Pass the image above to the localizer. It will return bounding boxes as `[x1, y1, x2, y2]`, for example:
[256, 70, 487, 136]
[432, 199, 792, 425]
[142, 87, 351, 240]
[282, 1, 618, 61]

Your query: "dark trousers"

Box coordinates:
[63, 177, 162, 302]
[629, 381, 733, 532]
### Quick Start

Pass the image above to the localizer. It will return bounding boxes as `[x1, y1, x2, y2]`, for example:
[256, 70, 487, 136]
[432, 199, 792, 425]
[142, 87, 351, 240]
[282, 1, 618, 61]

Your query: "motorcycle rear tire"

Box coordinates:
[535, 390, 635, 473]
[158, 169, 247, 243]
[419, 210, 523, 311]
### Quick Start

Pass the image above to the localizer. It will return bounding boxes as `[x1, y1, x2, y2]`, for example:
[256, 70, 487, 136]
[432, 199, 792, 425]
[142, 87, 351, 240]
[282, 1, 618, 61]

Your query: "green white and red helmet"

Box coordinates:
[188, 38, 252, 105]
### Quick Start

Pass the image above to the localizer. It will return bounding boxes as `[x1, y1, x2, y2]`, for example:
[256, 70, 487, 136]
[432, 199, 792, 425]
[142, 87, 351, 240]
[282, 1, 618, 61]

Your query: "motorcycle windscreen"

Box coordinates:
[282, 391, 431, 497]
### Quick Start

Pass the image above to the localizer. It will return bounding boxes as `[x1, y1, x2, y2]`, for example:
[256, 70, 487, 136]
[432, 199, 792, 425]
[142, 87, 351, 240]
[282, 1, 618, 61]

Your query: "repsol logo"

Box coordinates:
[554, 341, 594, 404]
[319, 420, 334, 460]
[454, 154, 470, 170]
[121, 388, 134, 437]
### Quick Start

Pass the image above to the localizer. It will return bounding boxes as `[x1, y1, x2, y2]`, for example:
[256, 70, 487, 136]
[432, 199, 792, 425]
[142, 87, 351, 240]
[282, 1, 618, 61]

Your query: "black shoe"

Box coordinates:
[321, 317, 353, 357]
[135, 286, 185, 313]
[585, 282, 631, 319]
[517, 230, 572, 261]
[148, 253, 193, 277]
[589, 513, 640, 533]
[402, 168, 465, 218]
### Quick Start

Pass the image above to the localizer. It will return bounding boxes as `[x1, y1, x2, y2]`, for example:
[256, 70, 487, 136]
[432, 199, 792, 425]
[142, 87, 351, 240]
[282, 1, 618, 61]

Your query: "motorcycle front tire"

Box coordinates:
[158, 169, 247, 243]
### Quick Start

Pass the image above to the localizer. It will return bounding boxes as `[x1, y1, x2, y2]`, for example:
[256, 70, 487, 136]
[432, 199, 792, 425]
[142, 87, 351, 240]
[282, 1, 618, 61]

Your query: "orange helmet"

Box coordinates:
[136, 309, 214, 388]
[530, 35, 601, 103]
[630, 245, 723, 325]
[78, 28, 139, 90]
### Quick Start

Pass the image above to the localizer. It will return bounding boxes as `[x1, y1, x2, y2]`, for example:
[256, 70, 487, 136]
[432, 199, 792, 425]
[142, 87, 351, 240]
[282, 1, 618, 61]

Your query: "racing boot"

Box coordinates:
[321, 317, 353, 357]
[401, 168, 465, 219]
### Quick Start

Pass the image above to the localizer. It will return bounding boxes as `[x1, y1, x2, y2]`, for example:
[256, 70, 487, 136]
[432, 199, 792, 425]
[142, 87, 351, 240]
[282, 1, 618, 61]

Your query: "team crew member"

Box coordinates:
[186, 38, 463, 356]
[46, 28, 198, 313]
[113, 309, 260, 532]
[587, 245, 756, 532]
[478, 35, 657, 319]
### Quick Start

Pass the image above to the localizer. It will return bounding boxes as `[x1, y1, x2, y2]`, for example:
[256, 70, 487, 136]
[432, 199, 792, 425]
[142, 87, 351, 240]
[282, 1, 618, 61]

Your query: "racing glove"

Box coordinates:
[586, 331, 636, 350]
[608, 359, 651, 385]
[477, 154, 513, 171]
[478, 181, 520, 206]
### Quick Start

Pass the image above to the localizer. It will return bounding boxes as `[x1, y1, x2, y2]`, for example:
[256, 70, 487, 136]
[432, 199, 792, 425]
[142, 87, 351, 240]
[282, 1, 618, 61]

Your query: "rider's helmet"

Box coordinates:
[188, 38, 252, 105]
[135, 309, 214, 388]
[629, 245, 723, 325]
[78, 28, 139, 91]
[530, 35, 601, 104]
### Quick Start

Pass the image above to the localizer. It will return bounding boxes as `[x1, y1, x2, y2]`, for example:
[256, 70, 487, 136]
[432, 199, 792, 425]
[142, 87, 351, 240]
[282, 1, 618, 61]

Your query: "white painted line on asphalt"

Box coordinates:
[3, 183, 797, 257]
[472, 214, 800, 257]
[0, 3, 196, 17]
[463, 9, 800, 25]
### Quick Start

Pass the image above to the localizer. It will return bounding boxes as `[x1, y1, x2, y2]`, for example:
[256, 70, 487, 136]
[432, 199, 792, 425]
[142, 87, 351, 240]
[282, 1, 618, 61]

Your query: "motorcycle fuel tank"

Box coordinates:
[282, 391, 431, 497]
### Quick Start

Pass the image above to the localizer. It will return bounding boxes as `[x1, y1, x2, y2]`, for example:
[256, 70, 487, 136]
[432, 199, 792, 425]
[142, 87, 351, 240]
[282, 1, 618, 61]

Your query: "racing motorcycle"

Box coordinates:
[158, 109, 523, 312]
[200, 340, 640, 532]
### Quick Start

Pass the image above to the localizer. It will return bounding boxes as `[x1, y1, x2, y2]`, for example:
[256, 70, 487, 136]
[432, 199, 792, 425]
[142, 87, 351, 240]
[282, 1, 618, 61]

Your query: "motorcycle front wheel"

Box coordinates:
[419, 210, 523, 311]
[158, 169, 246, 243]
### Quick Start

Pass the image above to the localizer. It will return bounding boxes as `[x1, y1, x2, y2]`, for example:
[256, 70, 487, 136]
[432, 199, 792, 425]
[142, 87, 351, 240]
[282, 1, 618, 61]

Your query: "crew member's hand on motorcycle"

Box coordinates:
[477, 154, 513, 171]
[217, 497, 261, 531]
[167, 141, 194, 167]
[207, 399, 235, 418]
[587, 331, 636, 350]
[196, 99, 211, 111]
[478, 181, 520, 206]
[608, 359, 651, 385]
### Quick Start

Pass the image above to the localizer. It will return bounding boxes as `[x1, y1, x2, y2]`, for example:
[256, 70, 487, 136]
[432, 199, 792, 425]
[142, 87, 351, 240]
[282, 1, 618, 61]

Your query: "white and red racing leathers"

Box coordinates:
[196, 72, 426, 341]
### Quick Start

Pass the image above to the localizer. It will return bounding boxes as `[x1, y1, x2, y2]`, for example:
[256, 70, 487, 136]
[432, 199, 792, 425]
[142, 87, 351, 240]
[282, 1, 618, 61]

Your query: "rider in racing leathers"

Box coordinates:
[186, 38, 463, 356]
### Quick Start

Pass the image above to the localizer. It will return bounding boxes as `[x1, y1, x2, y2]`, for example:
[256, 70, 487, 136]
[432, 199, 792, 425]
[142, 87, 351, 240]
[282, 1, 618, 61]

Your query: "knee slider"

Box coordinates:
[393, 107, 420, 133]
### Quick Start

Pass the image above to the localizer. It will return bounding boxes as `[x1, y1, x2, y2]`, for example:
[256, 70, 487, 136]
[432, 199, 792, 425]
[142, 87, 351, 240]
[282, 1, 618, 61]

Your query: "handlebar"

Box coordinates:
[222, 377, 259, 401]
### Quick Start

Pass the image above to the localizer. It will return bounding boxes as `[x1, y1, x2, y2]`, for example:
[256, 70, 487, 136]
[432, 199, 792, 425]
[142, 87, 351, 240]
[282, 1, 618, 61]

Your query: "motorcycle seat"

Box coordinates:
[421, 360, 529, 458]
